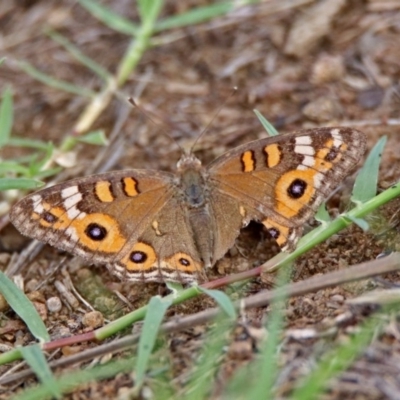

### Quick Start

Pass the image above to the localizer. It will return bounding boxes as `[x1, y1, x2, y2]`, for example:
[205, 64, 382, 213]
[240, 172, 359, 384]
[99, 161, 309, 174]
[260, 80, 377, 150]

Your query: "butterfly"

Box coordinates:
[10, 127, 365, 283]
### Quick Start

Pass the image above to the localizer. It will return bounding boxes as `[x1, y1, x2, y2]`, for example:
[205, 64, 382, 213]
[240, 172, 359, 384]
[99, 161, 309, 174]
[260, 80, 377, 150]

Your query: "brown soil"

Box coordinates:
[1, 1, 400, 398]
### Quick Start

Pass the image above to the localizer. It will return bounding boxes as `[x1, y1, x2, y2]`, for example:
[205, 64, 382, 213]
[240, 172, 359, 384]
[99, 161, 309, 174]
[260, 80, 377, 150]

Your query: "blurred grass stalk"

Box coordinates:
[73, 0, 164, 135]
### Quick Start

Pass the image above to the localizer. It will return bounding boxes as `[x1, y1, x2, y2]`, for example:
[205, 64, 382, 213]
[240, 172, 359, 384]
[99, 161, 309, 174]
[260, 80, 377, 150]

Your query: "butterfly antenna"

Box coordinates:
[128, 97, 184, 153]
[190, 86, 238, 154]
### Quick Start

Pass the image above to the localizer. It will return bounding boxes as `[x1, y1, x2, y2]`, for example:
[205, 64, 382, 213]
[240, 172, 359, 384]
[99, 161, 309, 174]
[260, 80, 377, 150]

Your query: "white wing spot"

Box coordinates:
[288, 229, 298, 242]
[61, 186, 79, 198]
[301, 155, 315, 167]
[65, 226, 79, 242]
[63, 192, 82, 208]
[313, 173, 324, 188]
[63, 192, 85, 220]
[295, 145, 315, 155]
[295, 136, 312, 145]
[114, 264, 125, 273]
[330, 128, 340, 136]
[67, 207, 83, 220]
[330, 129, 343, 147]
[32, 194, 44, 214]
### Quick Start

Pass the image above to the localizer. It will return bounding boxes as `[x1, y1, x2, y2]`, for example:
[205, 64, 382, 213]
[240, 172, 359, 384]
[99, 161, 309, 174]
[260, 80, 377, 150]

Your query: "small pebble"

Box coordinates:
[25, 279, 39, 293]
[228, 340, 253, 360]
[331, 294, 345, 303]
[0, 253, 11, 265]
[62, 346, 81, 356]
[82, 311, 104, 329]
[357, 86, 384, 109]
[27, 290, 45, 303]
[33, 302, 48, 321]
[54, 280, 79, 309]
[311, 54, 345, 84]
[46, 296, 62, 313]
[0, 294, 9, 312]
[302, 96, 342, 122]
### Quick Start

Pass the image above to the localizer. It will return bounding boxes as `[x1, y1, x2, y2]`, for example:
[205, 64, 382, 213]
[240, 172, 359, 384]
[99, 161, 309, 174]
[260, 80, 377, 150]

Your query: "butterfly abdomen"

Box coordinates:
[187, 205, 215, 268]
[177, 161, 215, 267]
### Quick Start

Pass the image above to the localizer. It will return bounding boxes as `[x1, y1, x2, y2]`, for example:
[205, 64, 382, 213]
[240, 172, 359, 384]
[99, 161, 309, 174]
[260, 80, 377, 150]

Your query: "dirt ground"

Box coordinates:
[1, 0, 400, 398]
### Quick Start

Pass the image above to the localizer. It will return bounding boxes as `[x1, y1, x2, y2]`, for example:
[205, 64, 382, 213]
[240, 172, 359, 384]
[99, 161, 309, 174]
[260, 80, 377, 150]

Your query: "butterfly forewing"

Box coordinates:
[208, 127, 366, 251]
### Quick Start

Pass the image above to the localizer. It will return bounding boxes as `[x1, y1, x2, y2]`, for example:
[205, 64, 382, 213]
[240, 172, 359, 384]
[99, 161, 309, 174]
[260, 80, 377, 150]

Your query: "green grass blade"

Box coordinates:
[138, 0, 163, 22]
[185, 318, 232, 400]
[165, 281, 184, 293]
[290, 308, 389, 400]
[135, 295, 172, 389]
[0, 178, 43, 191]
[11, 155, 43, 166]
[155, 2, 233, 31]
[116, 0, 163, 85]
[18, 61, 95, 97]
[254, 109, 279, 136]
[223, 267, 290, 398]
[33, 167, 62, 180]
[79, 0, 232, 36]
[346, 215, 369, 231]
[20, 345, 60, 399]
[78, 0, 138, 35]
[315, 203, 331, 223]
[7, 137, 53, 150]
[77, 129, 108, 145]
[0, 272, 49, 342]
[29, 142, 55, 173]
[352, 136, 387, 203]
[247, 268, 289, 399]
[0, 161, 30, 175]
[46, 30, 111, 81]
[0, 86, 13, 148]
[13, 357, 136, 400]
[198, 287, 237, 318]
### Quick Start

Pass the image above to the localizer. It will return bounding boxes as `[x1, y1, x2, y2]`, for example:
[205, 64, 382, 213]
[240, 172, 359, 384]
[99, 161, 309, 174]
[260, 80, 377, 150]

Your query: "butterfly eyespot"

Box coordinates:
[42, 211, 58, 224]
[165, 252, 200, 273]
[268, 228, 280, 239]
[179, 257, 191, 266]
[85, 223, 107, 241]
[122, 243, 156, 271]
[325, 148, 339, 162]
[287, 178, 307, 199]
[130, 251, 147, 263]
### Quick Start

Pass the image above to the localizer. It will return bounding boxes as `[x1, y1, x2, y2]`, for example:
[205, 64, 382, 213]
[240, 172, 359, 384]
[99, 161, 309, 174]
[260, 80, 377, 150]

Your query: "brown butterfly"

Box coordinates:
[10, 127, 365, 283]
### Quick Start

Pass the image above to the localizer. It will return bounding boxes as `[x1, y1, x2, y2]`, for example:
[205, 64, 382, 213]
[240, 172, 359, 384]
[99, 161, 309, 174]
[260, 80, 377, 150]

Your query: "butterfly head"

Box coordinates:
[176, 152, 202, 173]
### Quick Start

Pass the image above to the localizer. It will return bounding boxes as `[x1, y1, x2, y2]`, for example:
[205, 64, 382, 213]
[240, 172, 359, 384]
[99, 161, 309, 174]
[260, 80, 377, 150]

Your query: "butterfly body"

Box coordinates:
[10, 127, 366, 283]
[175, 154, 215, 269]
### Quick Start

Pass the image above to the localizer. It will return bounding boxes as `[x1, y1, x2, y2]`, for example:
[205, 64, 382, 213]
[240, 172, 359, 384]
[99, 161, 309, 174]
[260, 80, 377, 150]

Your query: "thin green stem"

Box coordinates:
[95, 285, 201, 340]
[116, 0, 163, 85]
